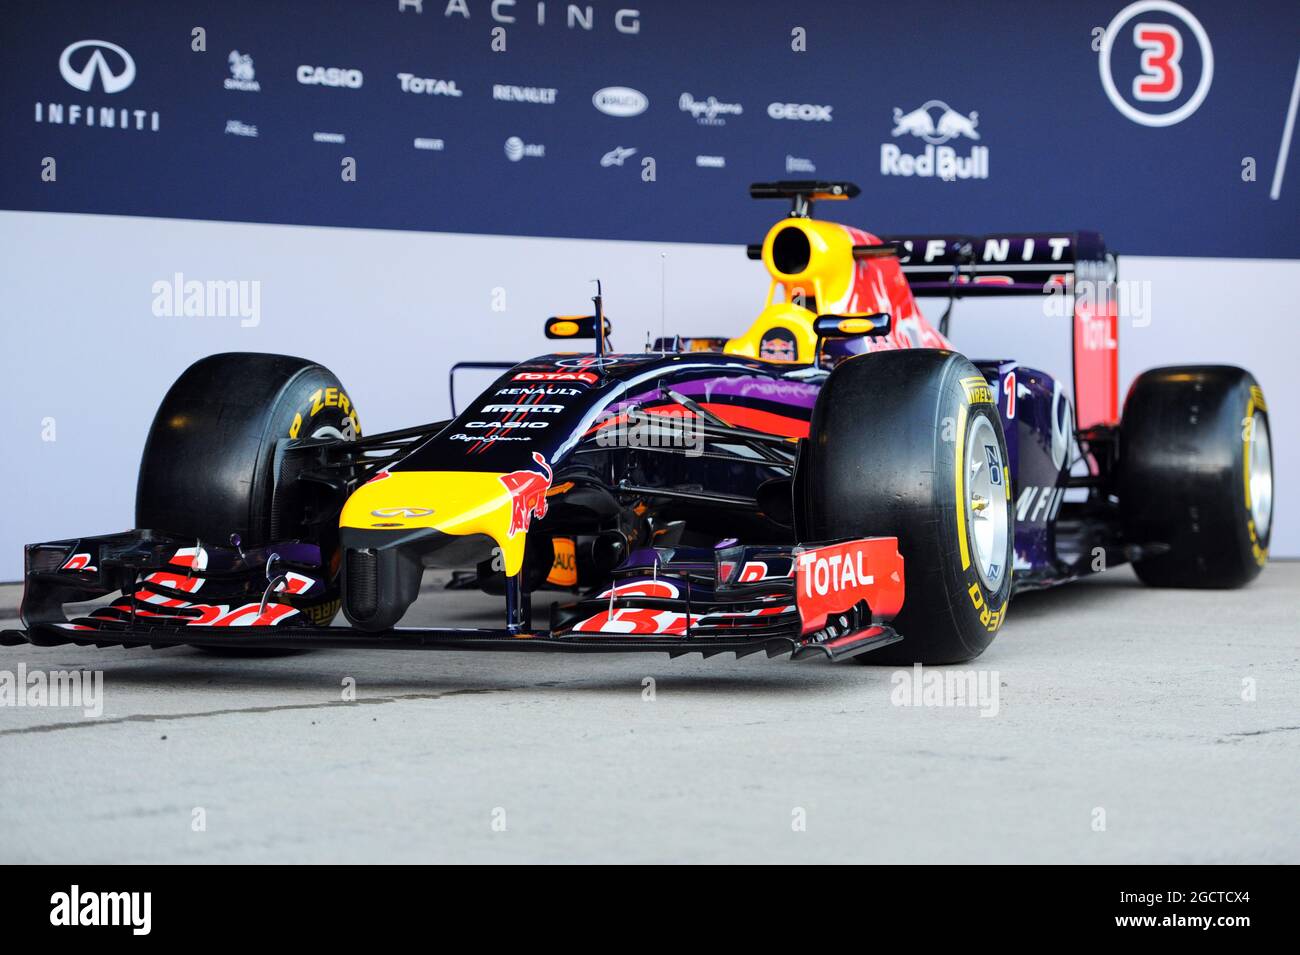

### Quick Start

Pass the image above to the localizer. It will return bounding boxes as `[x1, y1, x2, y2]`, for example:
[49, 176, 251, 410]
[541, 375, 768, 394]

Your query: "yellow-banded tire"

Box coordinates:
[1119, 366, 1272, 588]
[136, 352, 361, 636]
[797, 349, 1013, 664]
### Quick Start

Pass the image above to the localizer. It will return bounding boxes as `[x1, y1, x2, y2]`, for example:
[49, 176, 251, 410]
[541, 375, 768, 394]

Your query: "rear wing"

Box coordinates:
[880, 231, 1113, 296]
[880, 230, 1120, 430]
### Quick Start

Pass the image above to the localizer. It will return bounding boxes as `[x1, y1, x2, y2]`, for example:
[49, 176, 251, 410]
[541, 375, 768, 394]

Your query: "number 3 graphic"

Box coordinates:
[1132, 23, 1183, 102]
[1098, 0, 1213, 128]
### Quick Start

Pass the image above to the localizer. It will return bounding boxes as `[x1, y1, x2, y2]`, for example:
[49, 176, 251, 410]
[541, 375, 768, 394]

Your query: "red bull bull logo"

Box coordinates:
[499, 451, 553, 537]
[882, 100, 988, 180]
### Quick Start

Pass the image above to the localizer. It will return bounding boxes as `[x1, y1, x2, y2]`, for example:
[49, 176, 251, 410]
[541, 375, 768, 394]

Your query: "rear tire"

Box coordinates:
[1119, 365, 1271, 588]
[797, 349, 1014, 664]
[136, 352, 360, 634]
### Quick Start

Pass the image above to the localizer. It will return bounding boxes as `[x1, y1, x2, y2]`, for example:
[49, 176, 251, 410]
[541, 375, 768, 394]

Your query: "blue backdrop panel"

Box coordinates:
[2, 0, 1297, 258]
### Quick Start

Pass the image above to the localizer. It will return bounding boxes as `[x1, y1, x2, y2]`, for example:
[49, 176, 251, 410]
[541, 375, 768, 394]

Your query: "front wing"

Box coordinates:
[2, 532, 906, 663]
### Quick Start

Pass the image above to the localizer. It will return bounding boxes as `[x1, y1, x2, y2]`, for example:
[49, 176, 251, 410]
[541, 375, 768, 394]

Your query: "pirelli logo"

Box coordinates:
[1250, 385, 1267, 413]
[960, 375, 994, 405]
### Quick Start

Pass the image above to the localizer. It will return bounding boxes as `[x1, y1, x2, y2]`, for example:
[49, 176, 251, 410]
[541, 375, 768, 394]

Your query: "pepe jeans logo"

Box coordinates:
[679, 92, 742, 126]
[882, 100, 988, 180]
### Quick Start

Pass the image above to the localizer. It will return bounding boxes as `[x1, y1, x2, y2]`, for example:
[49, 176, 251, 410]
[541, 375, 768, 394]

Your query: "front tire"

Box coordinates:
[797, 349, 1014, 664]
[136, 352, 360, 631]
[1119, 365, 1272, 588]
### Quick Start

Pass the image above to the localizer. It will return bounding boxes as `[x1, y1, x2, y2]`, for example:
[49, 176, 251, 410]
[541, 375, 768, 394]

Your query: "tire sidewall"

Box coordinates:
[925, 364, 1014, 659]
[800, 350, 1014, 664]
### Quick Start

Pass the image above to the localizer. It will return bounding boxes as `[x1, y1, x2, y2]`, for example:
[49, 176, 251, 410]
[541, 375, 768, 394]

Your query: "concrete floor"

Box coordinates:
[1, 563, 1297, 864]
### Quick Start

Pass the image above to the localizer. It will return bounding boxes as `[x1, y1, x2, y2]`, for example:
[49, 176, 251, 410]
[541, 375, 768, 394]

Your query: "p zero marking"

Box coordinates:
[955, 404, 971, 571]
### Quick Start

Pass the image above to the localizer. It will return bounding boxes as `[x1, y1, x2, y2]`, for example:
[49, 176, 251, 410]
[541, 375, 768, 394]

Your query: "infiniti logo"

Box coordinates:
[59, 40, 135, 94]
[371, 507, 434, 518]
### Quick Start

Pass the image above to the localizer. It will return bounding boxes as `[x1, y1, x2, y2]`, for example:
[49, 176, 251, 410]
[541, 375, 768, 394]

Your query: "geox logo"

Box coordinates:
[767, 102, 832, 122]
[50, 885, 151, 935]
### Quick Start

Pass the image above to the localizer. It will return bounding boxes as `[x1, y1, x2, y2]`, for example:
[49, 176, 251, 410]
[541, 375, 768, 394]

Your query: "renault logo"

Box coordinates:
[60, 40, 136, 94]
[370, 507, 434, 518]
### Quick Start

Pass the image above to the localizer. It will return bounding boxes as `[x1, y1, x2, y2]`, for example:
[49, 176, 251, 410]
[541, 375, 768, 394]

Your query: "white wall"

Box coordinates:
[2, 210, 1295, 580]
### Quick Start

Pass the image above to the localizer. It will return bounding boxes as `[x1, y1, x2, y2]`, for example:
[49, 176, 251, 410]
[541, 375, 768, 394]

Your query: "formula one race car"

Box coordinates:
[2, 181, 1275, 664]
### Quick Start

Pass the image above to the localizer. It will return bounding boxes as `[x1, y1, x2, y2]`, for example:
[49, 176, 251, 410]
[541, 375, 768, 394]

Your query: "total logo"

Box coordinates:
[881, 100, 988, 180]
[679, 93, 742, 126]
[35, 40, 160, 132]
[225, 51, 260, 92]
[593, 86, 648, 117]
[794, 539, 905, 634]
[297, 65, 364, 88]
[1098, 0, 1213, 127]
[512, 371, 597, 385]
[767, 102, 832, 122]
[505, 136, 544, 161]
[398, 73, 461, 96]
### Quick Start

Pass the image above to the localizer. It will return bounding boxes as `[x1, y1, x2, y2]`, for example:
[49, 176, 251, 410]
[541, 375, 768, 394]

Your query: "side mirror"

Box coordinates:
[813, 312, 892, 339]
[545, 314, 612, 340]
[813, 313, 891, 370]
